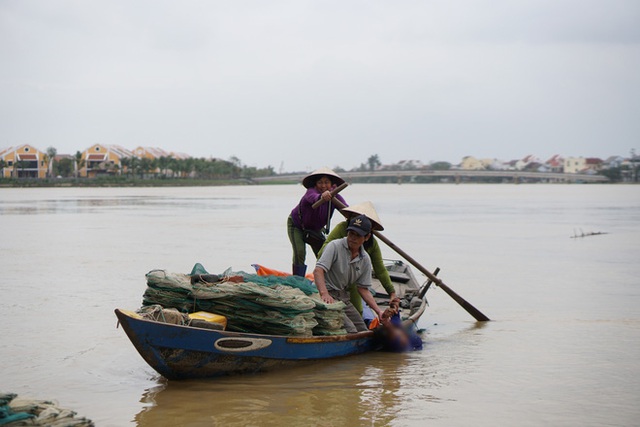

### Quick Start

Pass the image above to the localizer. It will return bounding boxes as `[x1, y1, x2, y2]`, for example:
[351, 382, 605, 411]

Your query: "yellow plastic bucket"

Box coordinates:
[188, 311, 227, 329]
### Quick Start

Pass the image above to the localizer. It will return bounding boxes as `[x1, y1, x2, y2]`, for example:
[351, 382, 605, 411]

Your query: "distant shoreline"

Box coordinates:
[0, 176, 297, 187]
[0, 177, 632, 188]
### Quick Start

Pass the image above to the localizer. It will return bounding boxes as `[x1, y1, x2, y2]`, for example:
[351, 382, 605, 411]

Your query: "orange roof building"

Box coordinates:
[0, 144, 47, 178]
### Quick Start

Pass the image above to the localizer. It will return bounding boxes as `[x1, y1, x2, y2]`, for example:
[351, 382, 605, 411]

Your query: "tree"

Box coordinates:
[45, 146, 57, 178]
[139, 158, 153, 178]
[430, 161, 452, 171]
[120, 157, 130, 177]
[74, 151, 85, 178]
[129, 156, 141, 178]
[157, 156, 172, 178]
[600, 167, 622, 182]
[14, 160, 27, 178]
[229, 156, 242, 168]
[55, 157, 74, 177]
[168, 158, 180, 178]
[184, 158, 196, 178]
[367, 154, 381, 171]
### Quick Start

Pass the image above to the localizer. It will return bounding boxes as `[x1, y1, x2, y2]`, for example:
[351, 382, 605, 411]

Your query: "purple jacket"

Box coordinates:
[290, 187, 347, 231]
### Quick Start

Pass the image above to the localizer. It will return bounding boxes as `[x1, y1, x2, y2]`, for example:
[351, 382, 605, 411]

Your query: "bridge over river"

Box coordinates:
[253, 170, 609, 184]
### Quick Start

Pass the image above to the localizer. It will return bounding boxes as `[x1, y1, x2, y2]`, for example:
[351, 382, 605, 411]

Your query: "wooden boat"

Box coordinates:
[115, 260, 428, 380]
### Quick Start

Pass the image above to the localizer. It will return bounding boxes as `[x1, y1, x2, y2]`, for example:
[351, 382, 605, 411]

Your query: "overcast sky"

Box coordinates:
[1, 1, 639, 172]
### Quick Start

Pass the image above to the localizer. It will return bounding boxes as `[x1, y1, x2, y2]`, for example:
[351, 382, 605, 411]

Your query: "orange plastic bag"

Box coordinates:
[252, 264, 315, 281]
[368, 317, 380, 330]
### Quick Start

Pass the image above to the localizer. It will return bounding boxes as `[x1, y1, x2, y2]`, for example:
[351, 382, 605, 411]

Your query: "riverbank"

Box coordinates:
[0, 177, 297, 188]
[1, 175, 633, 188]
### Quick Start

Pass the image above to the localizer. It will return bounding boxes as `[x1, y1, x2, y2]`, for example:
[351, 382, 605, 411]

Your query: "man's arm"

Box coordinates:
[357, 286, 383, 319]
[313, 266, 335, 304]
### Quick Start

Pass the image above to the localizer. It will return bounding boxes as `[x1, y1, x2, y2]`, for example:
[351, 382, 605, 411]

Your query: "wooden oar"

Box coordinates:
[373, 232, 490, 321]
[418, 267, 440, 300]
[311, 182, 348, 209]
[330, 198, 490, 322]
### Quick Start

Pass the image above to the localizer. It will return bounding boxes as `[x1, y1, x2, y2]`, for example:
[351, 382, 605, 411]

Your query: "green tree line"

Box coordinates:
[49, 152, 276, 180]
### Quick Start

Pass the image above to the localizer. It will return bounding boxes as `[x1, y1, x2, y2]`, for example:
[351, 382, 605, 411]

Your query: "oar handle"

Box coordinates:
[331, 197, 490, 322]
[312, 182, 348, 209]
[418, 267, 440, 300]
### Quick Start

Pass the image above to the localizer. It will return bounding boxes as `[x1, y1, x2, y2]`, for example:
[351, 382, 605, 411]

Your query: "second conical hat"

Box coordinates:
[341, 201, 384, 231]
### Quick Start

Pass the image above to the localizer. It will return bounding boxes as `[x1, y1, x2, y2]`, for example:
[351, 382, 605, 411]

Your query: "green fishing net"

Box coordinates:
[0, 393, 93, 427]
[141, 264, 347, 336]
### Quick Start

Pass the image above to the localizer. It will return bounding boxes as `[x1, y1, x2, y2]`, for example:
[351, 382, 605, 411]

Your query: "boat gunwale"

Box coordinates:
[115, 295, 426, 344]
[114, 308, 376, 343]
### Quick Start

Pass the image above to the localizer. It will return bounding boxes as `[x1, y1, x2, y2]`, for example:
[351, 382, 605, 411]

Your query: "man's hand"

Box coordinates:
[389, 297, 400, 311]
[313, 266, 335, 304]
[320, 292, 335, 304]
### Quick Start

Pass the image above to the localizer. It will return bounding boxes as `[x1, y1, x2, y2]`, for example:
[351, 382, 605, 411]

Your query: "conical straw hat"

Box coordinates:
[341, 201, 384, 231]
[302, 167, 345, 188]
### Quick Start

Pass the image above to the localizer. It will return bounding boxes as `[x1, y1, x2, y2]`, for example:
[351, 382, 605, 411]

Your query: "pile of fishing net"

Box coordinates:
[140, 264, 347, 336]
[0, 393, 93, 426]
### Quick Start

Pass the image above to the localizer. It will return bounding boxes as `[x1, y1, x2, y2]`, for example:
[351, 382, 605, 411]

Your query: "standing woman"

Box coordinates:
[287, 167, 348, 277]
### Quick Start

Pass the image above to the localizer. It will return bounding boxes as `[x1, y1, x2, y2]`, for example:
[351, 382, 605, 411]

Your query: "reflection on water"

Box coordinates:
[134, 351, 449, 427]
[0, 195, 245, 215]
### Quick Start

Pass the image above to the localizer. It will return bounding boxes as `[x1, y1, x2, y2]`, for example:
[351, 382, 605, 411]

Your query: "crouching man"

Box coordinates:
[313, 215, 384, 333]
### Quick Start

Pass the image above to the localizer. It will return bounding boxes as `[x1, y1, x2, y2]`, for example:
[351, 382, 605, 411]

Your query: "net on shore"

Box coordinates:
[0, 393, 93, 427]
[141, 265, 347, 336]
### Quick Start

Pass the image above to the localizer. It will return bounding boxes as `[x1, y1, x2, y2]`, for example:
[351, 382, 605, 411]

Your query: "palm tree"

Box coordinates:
[46, 147, 57, 178]
[168, 158, 179, 178]
[74, 151, 85, 178]
[139, 157, 153, 179]
[120, 157, 130, 177]
[129, 156, 141, 178]
[184, 158, 196, 178]
[14, 160, 27, 178]
[157, 156, 172, 178]
[150, 157, 159, 178]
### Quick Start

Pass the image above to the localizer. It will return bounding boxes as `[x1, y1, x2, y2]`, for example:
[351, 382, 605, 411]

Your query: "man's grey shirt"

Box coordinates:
[315, 237, 373, 291]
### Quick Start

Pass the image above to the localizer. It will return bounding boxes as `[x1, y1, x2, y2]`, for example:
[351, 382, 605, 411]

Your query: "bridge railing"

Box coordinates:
[253, 169, 609, 183]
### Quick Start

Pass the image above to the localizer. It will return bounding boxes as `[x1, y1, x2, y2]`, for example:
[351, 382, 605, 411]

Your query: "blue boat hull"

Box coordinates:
[115, 309, 380, 380]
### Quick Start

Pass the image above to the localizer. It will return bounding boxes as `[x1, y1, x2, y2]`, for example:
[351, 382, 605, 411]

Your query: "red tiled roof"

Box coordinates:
[17, 154, 37, 160]
[88, 154, 107, 161]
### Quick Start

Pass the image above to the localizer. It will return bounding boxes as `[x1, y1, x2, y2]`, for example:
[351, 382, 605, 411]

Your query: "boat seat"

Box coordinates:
[387, 271, 411, 283]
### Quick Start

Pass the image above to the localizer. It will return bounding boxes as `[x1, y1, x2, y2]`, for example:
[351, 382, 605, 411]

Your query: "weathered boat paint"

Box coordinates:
[115, 308, 382, 379]
[116, 260, 428, 380]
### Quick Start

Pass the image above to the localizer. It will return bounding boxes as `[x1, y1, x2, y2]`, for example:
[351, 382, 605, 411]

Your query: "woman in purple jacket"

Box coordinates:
[287, 167, 348, 277]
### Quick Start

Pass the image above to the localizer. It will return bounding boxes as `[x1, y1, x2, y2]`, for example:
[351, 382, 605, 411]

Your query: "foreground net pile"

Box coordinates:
[141, 267, 347, 336]
[0, 393, 93, 427]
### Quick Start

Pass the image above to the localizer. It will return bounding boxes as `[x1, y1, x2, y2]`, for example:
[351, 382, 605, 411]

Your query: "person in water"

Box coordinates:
[375, 297, 423, 352]
[287, 167, 348, 277]
[320, 201, 397, 316]
[313, 215, 384, 333]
